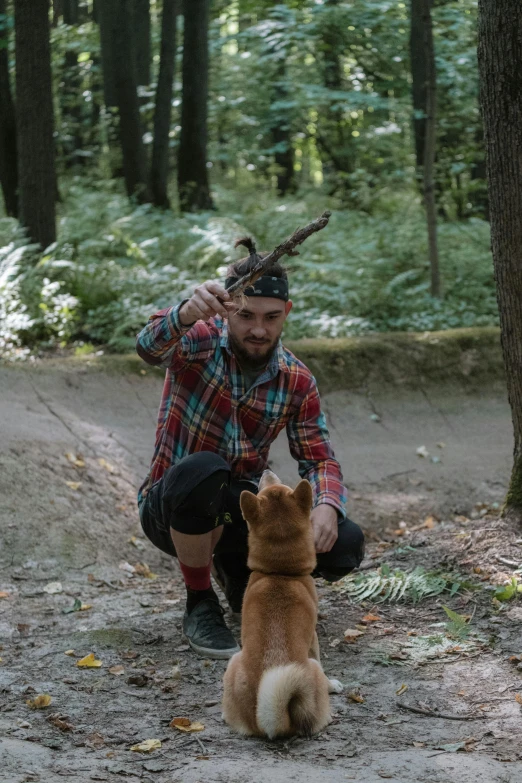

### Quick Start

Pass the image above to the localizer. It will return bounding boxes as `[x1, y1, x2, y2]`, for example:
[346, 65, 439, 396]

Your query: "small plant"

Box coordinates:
[442, 606, 472, 641]
[334, 564, 473, 604]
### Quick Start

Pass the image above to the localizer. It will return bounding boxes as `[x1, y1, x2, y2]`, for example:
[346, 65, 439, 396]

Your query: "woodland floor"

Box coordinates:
[1, 359, 522, 783]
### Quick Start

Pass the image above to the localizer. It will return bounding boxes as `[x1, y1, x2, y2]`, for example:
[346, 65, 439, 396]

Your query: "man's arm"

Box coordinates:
[135, 281, 231, 368]
[286, 379, 347, 553]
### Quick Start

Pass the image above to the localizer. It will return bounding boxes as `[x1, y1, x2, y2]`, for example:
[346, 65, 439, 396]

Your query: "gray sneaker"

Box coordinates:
[182, 599, 240, 659]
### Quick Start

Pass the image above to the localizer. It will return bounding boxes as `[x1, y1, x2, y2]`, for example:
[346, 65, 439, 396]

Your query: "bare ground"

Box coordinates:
[1, 360, 522, 783]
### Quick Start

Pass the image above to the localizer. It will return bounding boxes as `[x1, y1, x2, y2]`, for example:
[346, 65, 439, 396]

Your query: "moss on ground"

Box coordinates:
[4, 326, 504, 394]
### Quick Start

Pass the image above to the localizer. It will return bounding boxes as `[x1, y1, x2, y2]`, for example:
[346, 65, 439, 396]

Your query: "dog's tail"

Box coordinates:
[256, 661, 325, 739]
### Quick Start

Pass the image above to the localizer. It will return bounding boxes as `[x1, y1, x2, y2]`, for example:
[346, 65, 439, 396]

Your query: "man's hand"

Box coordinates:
[179, 281, 234, 326]
[311, 504, 338, 554]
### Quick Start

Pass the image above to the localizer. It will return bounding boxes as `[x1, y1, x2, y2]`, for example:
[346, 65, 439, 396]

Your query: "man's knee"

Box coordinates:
[314, 517, 365, 582]
[162, 452, 231, 535]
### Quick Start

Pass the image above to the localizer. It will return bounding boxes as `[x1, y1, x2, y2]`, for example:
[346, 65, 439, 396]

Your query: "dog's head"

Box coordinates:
[240, 470, 316, 576]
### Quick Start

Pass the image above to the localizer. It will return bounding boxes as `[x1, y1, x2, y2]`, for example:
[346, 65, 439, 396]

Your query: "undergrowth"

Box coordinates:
[0, 177, 497, 355]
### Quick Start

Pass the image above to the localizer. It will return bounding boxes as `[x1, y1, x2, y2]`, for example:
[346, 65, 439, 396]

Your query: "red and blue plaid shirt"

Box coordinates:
[136, 303, 347, 515]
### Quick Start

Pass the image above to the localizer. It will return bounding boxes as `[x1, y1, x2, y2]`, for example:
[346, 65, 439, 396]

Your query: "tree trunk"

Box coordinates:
[412, 0, 440, 297]
[150, 0, 178, 208]
[410, 0, 428, 172]
[477, 0, 522, 523]
[63, 0, 83, 166]
[14, 0, 56, 248]
[134, 0, 151, 86]
[99, 0, 117, 107]
[0, 0, 18, 217]
[177, 0, 213, 211]
[270, 60, 295, 196]
[111, 0, 151, 201]
[52, 0, 63, 25]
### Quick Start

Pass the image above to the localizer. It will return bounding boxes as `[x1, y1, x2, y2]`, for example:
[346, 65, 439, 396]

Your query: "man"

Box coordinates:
[136, 238, 364, 660]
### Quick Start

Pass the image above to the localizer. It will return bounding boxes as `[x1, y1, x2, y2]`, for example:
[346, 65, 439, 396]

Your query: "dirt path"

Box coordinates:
[1, 361, 521, 783]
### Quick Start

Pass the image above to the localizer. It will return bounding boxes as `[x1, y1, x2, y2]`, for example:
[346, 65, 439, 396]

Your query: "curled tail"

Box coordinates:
[256, 662, 325, 739]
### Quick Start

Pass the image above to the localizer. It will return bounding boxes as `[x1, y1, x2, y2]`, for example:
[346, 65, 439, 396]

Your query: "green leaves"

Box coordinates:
[335, 565, 466, 604]
[493, 577, 522, 603]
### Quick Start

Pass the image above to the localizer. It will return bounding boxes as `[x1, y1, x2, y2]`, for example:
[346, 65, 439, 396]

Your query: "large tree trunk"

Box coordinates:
[14, 0, 56, 248]
[477, 0, 522, 523]
[150, 0, 178, 208]
[177, 0, 213, 211]
[134, 0, 151, 86]
[0, 0, 18, 217]
[110, 0, 151, 202]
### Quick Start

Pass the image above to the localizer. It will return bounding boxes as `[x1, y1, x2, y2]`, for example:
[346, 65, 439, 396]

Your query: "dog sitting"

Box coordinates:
[222, 470, 343, 739]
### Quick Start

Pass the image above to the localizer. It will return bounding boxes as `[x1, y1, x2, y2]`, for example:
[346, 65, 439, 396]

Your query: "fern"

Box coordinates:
[334, 566, 461, 604]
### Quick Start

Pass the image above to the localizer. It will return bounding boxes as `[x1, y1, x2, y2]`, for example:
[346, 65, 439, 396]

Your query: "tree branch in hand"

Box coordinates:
[226, 210, 332, 298]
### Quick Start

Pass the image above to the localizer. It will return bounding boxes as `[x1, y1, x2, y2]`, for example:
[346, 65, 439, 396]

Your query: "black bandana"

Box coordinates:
[224, 275, 289, 302]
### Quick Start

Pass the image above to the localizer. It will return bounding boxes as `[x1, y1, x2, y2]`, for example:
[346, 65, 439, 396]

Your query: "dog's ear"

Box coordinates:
[258, 469, 282, 492]
[240, 490, 260, 525]
[292, 479, 313, 513]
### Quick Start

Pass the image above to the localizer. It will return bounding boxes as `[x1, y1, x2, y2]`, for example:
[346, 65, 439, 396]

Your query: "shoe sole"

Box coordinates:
[211, 562, 243, 621]
[184, 634, 240, 660]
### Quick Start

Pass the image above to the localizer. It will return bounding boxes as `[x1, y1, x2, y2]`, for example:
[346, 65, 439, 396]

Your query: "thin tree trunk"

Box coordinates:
[112, 0, 151, 202]
[478, 0, 522, 523]
[177, 0, 213, 211]
[150, 0, 178, 208]
[99, 0, 117, 107]
[410, 0, 428, 173]
[14, 0, 56, 248]
[52, 0, 63, 25]
[134, 0, 151, 86]
[0, 0, 18, 217]
[63, 0, 83, 166]
[268, 3, 295, 196]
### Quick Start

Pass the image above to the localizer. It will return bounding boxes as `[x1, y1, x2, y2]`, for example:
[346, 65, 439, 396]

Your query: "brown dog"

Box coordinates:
[222, 470, 343, 739]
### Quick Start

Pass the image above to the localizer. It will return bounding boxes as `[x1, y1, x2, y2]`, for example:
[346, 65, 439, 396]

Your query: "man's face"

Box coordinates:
[227, 296, 293, 369]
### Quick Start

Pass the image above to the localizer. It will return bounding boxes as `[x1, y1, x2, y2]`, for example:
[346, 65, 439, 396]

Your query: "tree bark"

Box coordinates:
[410, 0, 428, 171]
[99, 0, 117, 106]
[63, 0, 83, 166]
[111, 0, 151, 201]
[14, 0, 56, 248]
[0, 0, 18, 217]
[177, 0, 213, 211]
[268, 3, 295, 196]
[477, 0, 522, 522]
[134, 0, 151, 86]
[150, 0, 178, 208]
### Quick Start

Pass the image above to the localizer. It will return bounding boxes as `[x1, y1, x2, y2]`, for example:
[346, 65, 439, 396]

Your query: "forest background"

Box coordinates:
[0, 0, 496, 357]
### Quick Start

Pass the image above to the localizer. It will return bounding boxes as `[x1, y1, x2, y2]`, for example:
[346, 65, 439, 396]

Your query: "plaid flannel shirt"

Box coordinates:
[136, 302, 347, 516]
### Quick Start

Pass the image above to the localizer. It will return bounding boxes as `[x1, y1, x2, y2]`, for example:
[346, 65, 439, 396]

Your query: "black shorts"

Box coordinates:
[138, 452, 364, 581]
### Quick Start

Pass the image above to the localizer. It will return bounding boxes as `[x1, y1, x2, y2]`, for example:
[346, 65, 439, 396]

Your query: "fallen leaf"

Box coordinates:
[109, 665, 125, 676]
[80, 603, 92, 611]
[76, 653, 102, 668]
[98, 457, 115, 474]
[457, 689, 466, 697]
[65, 452, 85, 468]
[128, 536, 145, 549]
[434, 741, 466, 753]
[343, 628, 365, 643]
[121, 650, 139, 660]
[85, 732, 105, 749]
[362, 613, 381, 623]
[413, 741, 425, 748]
[63, 598, 82, 614]
[48, 714, 74, 732]
[134, 562, 157, 579]
[347, 691, 365, 704]
[0, 591, 10, 599]
[170, 717, 205, 732]
[515, 694, 522, 705]
[64, 650, 75, 656]
[396, 684, 408, 696]
[65, 481, 82, 491]
[43, 582, 63, 594]
[130, 738, 162, 752]
[26, 694, 52, 709]
[416, 445, 430, 458]
[390, 652, 409, 660]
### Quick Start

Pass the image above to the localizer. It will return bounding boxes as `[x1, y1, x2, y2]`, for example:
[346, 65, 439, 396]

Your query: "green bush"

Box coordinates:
[0, 177, 497, 355]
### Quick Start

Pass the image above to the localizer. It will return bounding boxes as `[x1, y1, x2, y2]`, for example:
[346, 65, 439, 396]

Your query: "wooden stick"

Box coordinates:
[226, 210, 332, 297]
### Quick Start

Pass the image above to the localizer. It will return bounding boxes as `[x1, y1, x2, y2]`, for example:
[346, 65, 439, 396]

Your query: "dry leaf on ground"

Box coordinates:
[98, 457, 116, 474]
[170, 717, 205, 732]
[65, 452, 85, 468]
[65, 481, 82, 490]
[85, 732, 105, 749]
[26, 694, 52, 709]
[0, 591, 10, 599]
[43, 582, 63, 594]
[347, 692, 365, 704]
[396, 684, 408, 696]
[109, 665, 125, 676]
[76, 652, 102, 668]
[48, 714, 74, 732]
[343, 628, 365, 643]
[134, 562, 157, 579]
[130, 738, 162, 752]
[515, 694, 522, 705]
[362, 613, 381, 623]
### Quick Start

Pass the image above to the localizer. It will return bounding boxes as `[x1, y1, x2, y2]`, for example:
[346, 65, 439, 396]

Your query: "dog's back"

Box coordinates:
[222, 474, 337, 738]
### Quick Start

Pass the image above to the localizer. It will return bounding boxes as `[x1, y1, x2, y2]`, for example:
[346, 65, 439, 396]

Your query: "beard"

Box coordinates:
[228, 331, 278, 371]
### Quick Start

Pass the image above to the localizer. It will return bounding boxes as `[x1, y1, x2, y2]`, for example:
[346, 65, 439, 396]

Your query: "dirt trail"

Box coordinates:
[0, 361, 521, 783]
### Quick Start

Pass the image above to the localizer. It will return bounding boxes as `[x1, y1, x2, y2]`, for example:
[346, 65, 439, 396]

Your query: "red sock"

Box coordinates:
[179, 560, 212, 591]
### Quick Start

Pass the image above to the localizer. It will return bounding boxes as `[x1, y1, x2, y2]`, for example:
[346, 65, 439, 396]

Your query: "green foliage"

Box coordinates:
[0, 176, 498, 353]
[442, 605, 471, 640]
[493, 577, 522, 603]
[334, 564, 472, 604]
